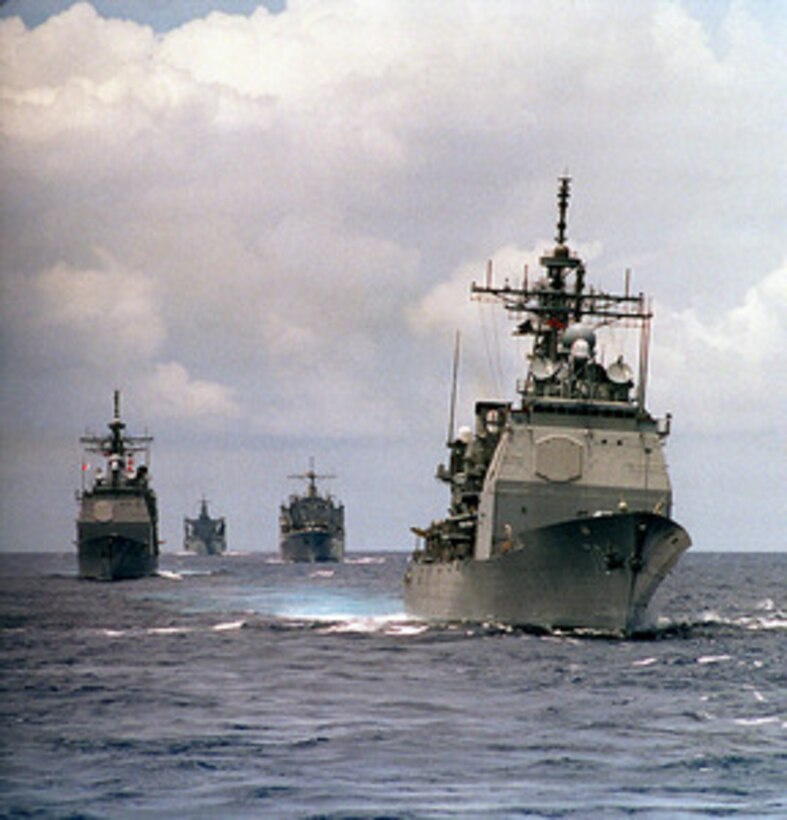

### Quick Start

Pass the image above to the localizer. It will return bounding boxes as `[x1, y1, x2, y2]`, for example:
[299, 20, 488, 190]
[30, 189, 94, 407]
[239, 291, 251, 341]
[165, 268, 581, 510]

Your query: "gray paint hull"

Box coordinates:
[78, 534, 158, 581]
[184, 537, 226, 556]
[280, 530, 344, 563]
[404, 512, 689, 635]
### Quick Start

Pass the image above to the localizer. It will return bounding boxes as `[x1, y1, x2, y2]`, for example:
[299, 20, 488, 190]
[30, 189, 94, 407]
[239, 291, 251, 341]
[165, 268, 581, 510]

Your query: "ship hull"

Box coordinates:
[78, 533, 158, 581]
[184, 537, 226, 556]
[280, 530, 344, 563]
[404, 512, 689, 635]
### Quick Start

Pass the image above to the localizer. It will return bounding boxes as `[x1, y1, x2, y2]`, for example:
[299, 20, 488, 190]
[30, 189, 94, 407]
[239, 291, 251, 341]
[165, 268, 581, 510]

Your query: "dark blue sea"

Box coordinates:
[1, 551, 785, 819]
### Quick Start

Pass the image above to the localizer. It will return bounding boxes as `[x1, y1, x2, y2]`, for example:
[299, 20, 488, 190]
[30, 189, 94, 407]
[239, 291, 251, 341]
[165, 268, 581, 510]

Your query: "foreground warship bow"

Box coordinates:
[280, 461, 345, 562]
[184, 499, 227, 555]
[76, 391, 159, 580]
[404, 178, 691, 635]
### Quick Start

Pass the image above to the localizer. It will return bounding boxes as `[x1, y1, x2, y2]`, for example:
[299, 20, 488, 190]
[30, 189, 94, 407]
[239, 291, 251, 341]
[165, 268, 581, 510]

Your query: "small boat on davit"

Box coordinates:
[404, 177, 691, 635]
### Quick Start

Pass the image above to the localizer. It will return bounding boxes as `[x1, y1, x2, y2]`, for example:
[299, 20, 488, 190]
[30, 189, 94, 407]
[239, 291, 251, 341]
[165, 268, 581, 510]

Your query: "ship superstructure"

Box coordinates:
[184, 499, 227, 555]
[280, 461, 345, 562]
[404, 178, 690, 634]
[76, 391, 159, 580]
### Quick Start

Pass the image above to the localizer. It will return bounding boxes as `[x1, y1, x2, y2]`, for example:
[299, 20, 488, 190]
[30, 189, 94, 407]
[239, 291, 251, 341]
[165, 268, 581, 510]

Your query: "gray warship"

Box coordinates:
[183, 499, 227, 555]
[76, 391, 159, 580]
[280, 461, 345, 562]
[404, 177, 691, 635]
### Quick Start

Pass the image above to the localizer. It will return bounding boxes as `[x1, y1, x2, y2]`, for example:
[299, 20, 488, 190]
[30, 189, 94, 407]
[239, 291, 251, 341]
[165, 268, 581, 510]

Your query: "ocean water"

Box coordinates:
[1, 551, 785, 819]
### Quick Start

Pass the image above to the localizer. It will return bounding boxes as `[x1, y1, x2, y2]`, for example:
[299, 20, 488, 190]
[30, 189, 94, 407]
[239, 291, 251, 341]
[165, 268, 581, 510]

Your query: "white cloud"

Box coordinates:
[0, 0, 786, 551]
[33, 252, 165, 365]
[652, 261, 787, 433]
[1, 6, 158, 142]
[0, 249, 243, 428]
[142, 361, 242, 419]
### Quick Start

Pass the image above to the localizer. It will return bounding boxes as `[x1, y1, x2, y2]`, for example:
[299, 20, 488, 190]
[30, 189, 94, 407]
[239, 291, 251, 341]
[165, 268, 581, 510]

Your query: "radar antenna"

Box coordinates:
[288, 457, 336, 498]
[109, 388, 126, 456]
[79, 390, 153, 489]
[446, 330, 461, 445]
[470, 175, 654, 409]
[555, 175, 570, 245]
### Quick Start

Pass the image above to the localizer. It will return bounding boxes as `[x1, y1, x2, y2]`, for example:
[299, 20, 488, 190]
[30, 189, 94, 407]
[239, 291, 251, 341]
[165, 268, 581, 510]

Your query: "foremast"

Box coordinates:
[287, 458, 336, 501]
[471, 176, 654, 412]
[80, 390, 153, 493]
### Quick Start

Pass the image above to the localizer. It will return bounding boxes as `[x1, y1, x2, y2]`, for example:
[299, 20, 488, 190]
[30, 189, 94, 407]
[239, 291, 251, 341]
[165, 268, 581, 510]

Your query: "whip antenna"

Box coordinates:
[447, 330, 461, 445]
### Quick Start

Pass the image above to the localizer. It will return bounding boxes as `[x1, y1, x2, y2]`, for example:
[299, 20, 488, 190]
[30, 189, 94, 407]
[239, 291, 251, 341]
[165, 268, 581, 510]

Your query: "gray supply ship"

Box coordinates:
[76, 391, 159, 580]
[280, 461, 345, 562]
[183, 499, 227, 555]
[404, 177, 691, 635]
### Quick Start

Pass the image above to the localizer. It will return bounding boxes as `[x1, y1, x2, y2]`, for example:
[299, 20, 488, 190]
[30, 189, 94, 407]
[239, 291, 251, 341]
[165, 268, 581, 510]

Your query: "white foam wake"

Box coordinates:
[156, 570, 183, 581]
[212, 620, 245, 632]
[316, 613, 428, 636]
[345, 556, 387, 565]
[100, 621, 245, 638]
[733, 716, 785, 728]
[632, 657, 659, 667]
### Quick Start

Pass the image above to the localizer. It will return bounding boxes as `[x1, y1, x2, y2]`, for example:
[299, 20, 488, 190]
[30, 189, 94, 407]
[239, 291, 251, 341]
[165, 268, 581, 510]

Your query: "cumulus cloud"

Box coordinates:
[34, 253, 165, 365]
[142, 361, 242, 419]
[653, 262, 787, 432]
[0, 0, 785, 550]
[0, 247, 243, 424]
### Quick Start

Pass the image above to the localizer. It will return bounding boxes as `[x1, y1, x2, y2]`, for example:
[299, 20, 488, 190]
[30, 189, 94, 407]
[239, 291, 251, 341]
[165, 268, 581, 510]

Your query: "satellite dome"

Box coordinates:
[457, 426, 473, 444]
[570, 338, 591, 360]
[607, 357, 634, 385]
[561, 324, 596, 353]
[531, 355, 557, 381]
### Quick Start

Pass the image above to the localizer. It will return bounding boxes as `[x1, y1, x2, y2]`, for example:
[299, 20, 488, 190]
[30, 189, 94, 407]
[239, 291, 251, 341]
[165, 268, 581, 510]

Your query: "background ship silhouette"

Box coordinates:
[76, 391, 159, 581]
[280, 460, 345, 562]
[183, 499, 227, 555]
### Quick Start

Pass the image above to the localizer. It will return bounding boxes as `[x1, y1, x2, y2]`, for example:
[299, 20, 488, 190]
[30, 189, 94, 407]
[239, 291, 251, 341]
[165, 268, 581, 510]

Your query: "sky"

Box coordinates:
[0, 0, 785, 555]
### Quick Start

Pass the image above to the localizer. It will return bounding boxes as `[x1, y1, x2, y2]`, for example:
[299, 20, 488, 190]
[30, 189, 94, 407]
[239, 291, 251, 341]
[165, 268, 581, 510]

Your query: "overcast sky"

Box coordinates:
[1, 0, 785, 555]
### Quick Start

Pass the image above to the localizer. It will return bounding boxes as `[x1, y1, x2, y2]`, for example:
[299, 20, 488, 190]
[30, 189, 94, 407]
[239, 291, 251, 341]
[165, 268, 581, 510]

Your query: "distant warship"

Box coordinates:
[76, 391, 159, 580]
[183, 499, 226, 555]
[404, 177, 691, 635]
[280, 461, 345, 562]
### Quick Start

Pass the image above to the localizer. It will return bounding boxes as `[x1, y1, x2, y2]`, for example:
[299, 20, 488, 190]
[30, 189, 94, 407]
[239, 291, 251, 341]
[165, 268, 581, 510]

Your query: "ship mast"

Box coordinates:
[446, 330, 461, 446]
[470, 177, 654, 410]
[80, 390, 153, 487]
[288, 457, 336, 498]
[108, 389, 126, 461]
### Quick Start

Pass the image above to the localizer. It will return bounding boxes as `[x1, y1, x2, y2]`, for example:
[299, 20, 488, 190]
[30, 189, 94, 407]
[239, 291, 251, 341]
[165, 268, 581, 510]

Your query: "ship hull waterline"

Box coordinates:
[404, 512, 690, 636]
[280, 530, 344, 563]
[78, 534, 158, 581]
[184, 538, 226, 556]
